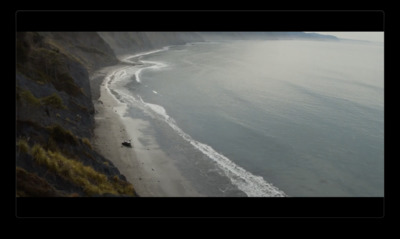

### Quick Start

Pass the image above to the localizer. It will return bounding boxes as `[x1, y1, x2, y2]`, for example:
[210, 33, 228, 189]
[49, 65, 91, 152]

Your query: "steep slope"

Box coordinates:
[16, 32, 135, 197]
[98, 32, 205, 56]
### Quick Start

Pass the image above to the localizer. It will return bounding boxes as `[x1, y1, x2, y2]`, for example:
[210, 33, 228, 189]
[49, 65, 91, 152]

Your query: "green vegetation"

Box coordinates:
[31, 144, 135, 196]
[17, 42, 83, 97]
[48, 124, 78, 145]
[82, 137, 92, 149]
[17, 88, 41, 106]
[41, 93, 66, 109]
[16, 32, 134, 197]
[17, 88, 66, 109]
[17, 139, 30, 154]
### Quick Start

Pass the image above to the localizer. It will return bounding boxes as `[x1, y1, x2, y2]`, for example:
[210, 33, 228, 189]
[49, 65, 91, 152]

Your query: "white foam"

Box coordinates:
[134, 97, 287, 197]
[132, 60, 167, 84]
[134, 68, 143, 83]
[103, 45, 287, 197]
[121, 46, 171, 64]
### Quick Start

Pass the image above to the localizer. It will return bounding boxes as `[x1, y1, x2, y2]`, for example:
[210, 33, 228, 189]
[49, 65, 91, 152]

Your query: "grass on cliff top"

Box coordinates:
[30, 143, 135, 196]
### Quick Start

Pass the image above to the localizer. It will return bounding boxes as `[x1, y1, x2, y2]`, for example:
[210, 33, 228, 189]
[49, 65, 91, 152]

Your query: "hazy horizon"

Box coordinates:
[308, 32, 384, 43]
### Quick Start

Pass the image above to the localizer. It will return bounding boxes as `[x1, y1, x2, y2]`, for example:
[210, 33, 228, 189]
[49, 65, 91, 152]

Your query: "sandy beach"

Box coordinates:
[90, 65, 203, 197]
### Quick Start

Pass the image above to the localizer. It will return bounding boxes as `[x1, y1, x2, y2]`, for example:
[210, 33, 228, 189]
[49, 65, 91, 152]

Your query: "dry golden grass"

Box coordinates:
[31, 144, 135, 196]
[17, 139, 30, 154]
[81, 137, 92, 149]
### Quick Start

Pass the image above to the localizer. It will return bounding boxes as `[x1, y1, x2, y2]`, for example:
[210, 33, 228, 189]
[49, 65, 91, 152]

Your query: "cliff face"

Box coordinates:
[16, 32, 135, 197]
[37, 32, 119, 73]
[98, 32, 205, 56]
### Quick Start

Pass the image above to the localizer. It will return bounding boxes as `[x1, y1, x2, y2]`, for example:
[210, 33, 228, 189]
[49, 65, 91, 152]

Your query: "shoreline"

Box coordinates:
[90, 47, 287, 197]
[90, 64, 203, 197]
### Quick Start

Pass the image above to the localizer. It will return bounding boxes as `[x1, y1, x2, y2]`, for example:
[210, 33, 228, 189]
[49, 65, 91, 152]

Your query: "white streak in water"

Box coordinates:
[104, 47, 287, 197]
[121, 46, 171, 64]
[134, 96, 287, 197]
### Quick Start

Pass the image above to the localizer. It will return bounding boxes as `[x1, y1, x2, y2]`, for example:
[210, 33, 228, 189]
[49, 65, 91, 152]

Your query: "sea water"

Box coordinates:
[108, 40, 384, 197]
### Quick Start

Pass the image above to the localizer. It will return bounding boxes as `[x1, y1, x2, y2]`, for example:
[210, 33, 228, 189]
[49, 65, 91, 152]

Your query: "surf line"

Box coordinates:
[120, 48, 169, 84]
[109, 47, 288, 197]
[135, 95, 287, 197]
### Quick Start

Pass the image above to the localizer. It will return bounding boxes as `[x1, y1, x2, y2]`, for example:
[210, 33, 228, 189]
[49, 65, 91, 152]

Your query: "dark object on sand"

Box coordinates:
[122, 139, 132, 148]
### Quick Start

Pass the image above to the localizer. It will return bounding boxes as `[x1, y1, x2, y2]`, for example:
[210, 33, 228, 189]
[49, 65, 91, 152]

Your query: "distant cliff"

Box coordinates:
[98, 32, 338, 57]
[98, 32, 205, 56]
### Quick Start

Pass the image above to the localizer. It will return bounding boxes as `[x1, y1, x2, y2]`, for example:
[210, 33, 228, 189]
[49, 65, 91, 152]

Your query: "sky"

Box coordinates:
[309, 32, 384, 43]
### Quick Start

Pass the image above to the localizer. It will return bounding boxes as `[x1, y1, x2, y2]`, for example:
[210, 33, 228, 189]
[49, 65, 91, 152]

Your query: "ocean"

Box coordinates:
[107, 40, 384, 197]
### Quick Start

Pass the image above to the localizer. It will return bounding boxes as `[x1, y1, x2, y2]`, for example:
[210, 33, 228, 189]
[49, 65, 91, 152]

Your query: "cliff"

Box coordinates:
[98, 32, 205, 56]
[16, 32, 135, 197]
[98, 31, 338, 57]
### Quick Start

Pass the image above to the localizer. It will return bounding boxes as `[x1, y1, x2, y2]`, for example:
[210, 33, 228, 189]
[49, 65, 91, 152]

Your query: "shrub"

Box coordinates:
[29, 144, 135, 196]
[32, 144, 49, 165]
[41, 93, 66, 109]
[81, 138, 92, 149]
[17, 139, 30, 154]
[17, 88, 66, 110]
[17, 89, 41, 106]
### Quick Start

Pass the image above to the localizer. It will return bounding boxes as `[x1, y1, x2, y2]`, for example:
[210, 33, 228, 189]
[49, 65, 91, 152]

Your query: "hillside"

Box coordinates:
[98, 32, 205, 56]
[16, 32, 135, 197]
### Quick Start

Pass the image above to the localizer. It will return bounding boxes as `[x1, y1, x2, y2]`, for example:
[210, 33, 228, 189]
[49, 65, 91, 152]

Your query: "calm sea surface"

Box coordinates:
[111, 40, 384, 196]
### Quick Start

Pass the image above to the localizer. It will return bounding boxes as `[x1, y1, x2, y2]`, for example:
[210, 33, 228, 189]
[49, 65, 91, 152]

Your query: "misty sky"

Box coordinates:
[309, 32, 384, 43]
